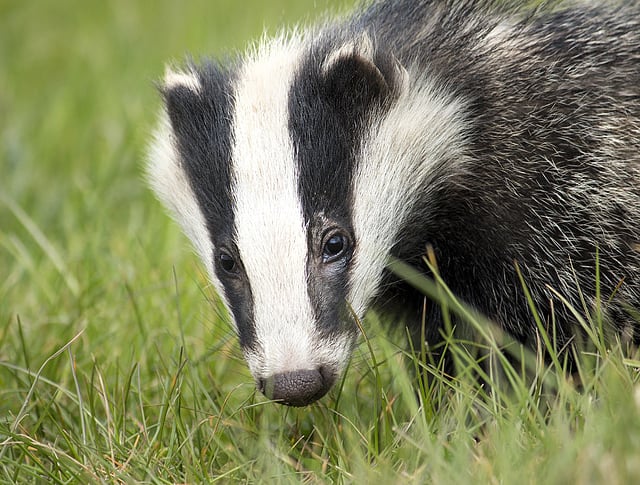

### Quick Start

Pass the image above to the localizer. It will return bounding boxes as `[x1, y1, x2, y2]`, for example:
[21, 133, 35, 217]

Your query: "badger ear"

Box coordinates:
[320, 33, 407, 114]
[160, 66, 203, 134]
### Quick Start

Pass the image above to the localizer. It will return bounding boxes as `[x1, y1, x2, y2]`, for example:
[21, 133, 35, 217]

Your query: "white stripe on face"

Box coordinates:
[348, 73, 469, 317]
[230, 37, 320, 378]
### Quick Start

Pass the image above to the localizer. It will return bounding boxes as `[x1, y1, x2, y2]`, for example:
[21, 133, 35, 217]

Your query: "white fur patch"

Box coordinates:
[230, 36, 353, 379]
[230, 37, 314, 376]
[348, 71, 469, 317]
[163, 66, 202, 94]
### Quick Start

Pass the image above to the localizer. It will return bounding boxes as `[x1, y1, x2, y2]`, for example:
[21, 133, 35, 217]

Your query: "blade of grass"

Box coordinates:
[0, 193, 79, 297]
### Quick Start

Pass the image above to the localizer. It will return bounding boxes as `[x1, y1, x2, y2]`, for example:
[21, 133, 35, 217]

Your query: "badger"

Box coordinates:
[147, 0, 640, 406]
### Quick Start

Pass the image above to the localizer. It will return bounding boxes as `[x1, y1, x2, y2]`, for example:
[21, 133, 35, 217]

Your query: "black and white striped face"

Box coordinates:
[147, 33, 466, 406]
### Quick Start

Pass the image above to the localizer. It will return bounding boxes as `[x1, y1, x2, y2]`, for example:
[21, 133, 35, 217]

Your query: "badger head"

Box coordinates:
[147, 33, 465, 406]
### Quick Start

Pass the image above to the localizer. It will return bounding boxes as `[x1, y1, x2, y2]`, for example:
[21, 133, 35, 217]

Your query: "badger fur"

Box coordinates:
[147, 0, 640, 406]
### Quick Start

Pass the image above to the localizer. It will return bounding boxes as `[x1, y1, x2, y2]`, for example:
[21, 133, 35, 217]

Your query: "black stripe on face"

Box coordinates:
[288, 38, 400, 335]
[162, 61, 256, 350]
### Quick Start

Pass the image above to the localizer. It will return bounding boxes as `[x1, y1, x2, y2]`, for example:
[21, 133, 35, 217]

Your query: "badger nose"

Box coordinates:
[258, 368, 333, 407]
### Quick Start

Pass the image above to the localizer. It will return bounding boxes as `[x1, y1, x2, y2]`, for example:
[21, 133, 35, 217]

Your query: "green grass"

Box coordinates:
[3, 0, 640, 483]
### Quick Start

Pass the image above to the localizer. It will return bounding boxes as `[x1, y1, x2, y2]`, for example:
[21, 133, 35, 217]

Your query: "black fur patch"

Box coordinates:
[163, 62, 257, 350]
[288, 38, 401, 337]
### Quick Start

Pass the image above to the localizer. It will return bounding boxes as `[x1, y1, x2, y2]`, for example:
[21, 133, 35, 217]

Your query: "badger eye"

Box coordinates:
[322, 233, 349, 263]
[219, 252, 237, 274]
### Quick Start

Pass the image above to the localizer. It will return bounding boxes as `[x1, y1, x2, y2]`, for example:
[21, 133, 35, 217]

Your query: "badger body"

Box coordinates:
[148, 0, 640, 406]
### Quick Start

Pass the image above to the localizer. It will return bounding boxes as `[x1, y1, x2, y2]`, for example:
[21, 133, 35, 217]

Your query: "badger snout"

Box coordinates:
[258, 367, 336, 407]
